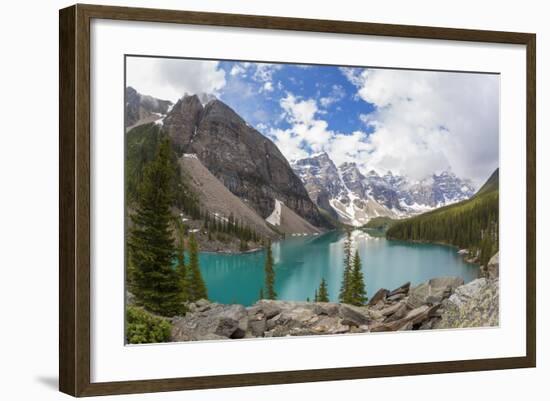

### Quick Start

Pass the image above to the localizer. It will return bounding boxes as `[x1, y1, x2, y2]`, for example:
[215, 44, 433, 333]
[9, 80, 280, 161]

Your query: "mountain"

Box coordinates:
[291, 153, 344, 220]
[475, 168, 499, 196]
[292, 152, 476, 226]
[266, 199, 322, 235]
[178, 154, 277, 239]
[125, 87, 173, 129]
[386, 168, 499, 266]
[161, 94, 330, 229]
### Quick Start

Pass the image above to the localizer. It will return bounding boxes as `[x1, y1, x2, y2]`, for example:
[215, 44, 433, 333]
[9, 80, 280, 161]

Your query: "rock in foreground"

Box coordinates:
[170, 272, 499, 342]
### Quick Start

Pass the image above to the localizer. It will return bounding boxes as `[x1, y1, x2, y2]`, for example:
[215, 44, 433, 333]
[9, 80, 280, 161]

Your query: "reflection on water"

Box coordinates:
[199, 230, 479, 306]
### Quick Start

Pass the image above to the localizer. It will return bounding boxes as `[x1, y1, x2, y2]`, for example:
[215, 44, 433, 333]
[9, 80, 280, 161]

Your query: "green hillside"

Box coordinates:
[125, 123, 201, 216]
[386, 169, 499, 266]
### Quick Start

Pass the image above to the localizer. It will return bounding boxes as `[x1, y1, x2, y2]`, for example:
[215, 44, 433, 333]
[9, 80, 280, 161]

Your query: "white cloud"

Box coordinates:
[126, 57, 226, 102]
[272, 93, 372, 170]
[342, 68, 499, 185]
[262, 82, 274, 92]
[269, 128, 308, 161]
[319, 84, 346, 108]
[253, 64, 282, 83]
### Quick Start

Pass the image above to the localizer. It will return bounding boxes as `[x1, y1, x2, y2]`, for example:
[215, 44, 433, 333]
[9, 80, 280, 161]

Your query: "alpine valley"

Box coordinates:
[124, 84, 499, 344]
[126, 87, 478, 235]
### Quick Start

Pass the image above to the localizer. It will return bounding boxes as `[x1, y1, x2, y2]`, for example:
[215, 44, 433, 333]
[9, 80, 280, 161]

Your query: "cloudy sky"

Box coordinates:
[126, 56, 499, 187]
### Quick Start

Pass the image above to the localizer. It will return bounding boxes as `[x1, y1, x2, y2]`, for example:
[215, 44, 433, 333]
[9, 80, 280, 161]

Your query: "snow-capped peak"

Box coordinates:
[292, 153, 476, 226]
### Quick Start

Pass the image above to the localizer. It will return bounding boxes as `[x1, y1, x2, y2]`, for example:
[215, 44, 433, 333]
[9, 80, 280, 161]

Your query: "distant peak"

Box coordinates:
[367, 169, 379, 176]
[310, 151, 330, 159]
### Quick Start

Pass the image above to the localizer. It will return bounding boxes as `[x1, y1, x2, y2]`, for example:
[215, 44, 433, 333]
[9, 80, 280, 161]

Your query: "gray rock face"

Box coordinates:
[163, 95, 330, 228]
[407, 277, 464, 309]
[291, 153, 344, 219]
[481, 252, 499, 279]
[292, 152, 476, 225]
[125, 86, 172, 128]
[169, 275, 498, 342]
[171, 303, 248, 341]
[434, 279, 499, 329]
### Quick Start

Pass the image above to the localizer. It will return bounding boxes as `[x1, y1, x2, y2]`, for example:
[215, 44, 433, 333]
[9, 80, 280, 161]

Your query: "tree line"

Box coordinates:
[127, 138, 208, 316]
[386, 190, 499, 266]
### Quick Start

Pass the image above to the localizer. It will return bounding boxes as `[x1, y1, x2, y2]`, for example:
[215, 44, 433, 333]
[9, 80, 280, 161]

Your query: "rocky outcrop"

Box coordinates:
[178, 154, 276, 240]
[125, 86, 172, 128]
[163, 95, 330, 229]
[480, 252, 499, 279]
[433, 278, 499, 329]
[169, 274, 499, 342]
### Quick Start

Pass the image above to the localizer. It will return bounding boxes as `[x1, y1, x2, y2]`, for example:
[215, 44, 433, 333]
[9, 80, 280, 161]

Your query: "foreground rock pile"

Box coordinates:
[171, 273, 499, 342]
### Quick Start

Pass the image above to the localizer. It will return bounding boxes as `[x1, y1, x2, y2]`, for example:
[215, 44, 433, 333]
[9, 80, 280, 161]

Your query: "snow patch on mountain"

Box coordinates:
[292, 153, 476, 226]
[266, 199, 283, 226]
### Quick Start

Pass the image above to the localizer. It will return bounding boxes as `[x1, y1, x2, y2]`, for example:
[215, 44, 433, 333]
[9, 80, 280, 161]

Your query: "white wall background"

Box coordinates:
[0, 0, 545, 400]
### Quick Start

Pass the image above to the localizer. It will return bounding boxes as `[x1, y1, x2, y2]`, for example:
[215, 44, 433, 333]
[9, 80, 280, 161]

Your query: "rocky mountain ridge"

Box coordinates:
[161, 93, 331, 229]
[292, 152, 476, 226]
[125, 86, 173, 129]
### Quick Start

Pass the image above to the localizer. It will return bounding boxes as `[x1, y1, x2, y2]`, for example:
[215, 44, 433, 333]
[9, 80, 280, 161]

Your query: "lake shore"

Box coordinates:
[168, 269, 499, 342]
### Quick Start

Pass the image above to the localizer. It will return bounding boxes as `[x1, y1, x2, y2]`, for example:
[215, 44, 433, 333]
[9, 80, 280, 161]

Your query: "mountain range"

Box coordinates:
[292, 152, 476, 226]
[126, 87, 478, 232]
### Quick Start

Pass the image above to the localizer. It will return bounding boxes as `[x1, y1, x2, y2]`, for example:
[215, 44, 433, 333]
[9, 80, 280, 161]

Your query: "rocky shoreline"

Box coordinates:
[169, 253, 499, 342]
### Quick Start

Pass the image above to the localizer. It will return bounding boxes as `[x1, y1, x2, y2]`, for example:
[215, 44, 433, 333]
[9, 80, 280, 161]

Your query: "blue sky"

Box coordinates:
[217, 61, 375, 136]
[126, 57, 499, 185]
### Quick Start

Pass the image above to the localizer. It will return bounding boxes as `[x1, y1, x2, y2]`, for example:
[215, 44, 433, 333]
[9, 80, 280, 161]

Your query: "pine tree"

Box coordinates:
[349, 250, 367, 306]
[317, 277, 329, 302]
[187, 233, 208, 301]
[259, 287, 264, 300]
[127, 138, 182, 316]
[264, 240, 277, 300]
[339, 231, 353, 303]
[175, 232, 190, 305]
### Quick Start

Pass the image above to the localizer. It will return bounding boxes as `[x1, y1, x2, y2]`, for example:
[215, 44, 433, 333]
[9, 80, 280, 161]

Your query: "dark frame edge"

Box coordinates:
[525, 33, 536, 368]
[59, 3, 537, 397]
[59, 4, 77, 397]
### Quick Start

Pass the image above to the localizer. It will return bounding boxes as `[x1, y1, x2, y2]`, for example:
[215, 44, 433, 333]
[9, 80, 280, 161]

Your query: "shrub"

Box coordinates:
[126, 306, 172, 344]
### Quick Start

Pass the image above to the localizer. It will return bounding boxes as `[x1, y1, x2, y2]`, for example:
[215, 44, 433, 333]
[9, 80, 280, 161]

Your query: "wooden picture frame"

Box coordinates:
[59, 3, 536, 397]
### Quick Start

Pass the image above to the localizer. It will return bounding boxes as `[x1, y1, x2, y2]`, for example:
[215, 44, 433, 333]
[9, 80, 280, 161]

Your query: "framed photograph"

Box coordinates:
[59, 4, 536, 397]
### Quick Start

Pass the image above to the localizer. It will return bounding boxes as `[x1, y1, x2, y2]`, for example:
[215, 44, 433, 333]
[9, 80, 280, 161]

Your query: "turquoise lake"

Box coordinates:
[198, 230, 479, 306]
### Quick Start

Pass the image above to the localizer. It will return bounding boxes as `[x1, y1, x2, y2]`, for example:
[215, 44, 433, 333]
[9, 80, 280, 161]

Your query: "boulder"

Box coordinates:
[249, 318, 267, 337]
[382, 302, 409, 323]
[446, 278, 488, 307]
[339, 304, 370, 326]
[387, 282, 411, 298]
[435, 279, 499, 329]
[248, 301, 282, 320]
[486, 252, 499, 279]
[407, 277, 464, 309]
[386, 293, 406, 302]
[313, 303, 340, 317]
[379, 301, 406, 317]
[368, 288, 389, 306]
[171, 303, 248, 341]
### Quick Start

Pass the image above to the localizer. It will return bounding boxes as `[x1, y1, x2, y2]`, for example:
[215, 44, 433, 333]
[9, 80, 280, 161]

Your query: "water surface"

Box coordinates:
[199, 230, 478, 306]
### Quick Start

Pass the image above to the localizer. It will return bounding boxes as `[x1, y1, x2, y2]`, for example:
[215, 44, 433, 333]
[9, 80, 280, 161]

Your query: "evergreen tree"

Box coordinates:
[314, 289, 318, 302]
[259, 287, 264, 300]
[339, 231, 353, 303]
[175, 232, 190, 305]
[187, 233, 208, 301]
[264, 240, 277, 300]
[128, 138, 181, 316]
[317, 277, 329, 302]
[349, 251, 368, 306]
